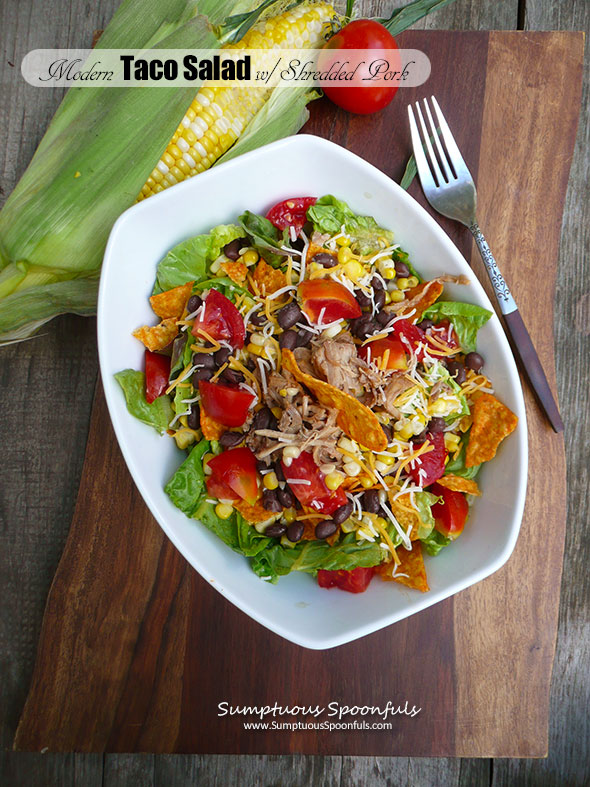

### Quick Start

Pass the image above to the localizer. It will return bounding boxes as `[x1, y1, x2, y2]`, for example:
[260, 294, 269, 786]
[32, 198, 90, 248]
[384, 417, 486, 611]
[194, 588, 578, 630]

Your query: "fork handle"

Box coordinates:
[469, 223, 564, 433]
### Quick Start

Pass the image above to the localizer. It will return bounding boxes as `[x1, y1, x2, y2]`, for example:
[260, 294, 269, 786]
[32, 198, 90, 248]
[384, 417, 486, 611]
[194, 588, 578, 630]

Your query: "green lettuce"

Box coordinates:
[422, 301, 493, 353]
[238, 210, 287, 268]
[154, 224, 243, 292]
[196, 503, 272, 557]
[444, 438, 481, 480]
[420, 529, 451, 556]
[165, 438, 210, 516]
[413, 491, 440, 539]
[306, 195, 395, 255]
[114, 369, 173, 434]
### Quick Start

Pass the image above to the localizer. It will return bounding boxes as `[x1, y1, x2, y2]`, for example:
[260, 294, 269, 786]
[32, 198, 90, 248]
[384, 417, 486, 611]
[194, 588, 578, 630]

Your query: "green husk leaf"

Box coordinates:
[380, 0, 459, 36]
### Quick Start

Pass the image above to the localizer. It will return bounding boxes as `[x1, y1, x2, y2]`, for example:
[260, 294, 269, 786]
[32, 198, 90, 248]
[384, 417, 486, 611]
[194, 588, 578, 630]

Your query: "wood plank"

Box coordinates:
[453, 30, 584, 757]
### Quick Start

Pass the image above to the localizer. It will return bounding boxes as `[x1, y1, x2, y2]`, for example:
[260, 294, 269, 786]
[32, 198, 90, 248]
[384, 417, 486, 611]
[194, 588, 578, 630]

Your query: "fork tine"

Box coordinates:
[414, 101, 445, 187]
[422, 98, 451, 181]
[407, 104, 437, 192]
[430, 96, 473, 180]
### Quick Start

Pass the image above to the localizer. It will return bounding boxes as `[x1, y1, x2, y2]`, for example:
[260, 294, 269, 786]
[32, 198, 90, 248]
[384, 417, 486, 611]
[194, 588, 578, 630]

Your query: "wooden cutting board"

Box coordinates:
[14, 31, 583, 756]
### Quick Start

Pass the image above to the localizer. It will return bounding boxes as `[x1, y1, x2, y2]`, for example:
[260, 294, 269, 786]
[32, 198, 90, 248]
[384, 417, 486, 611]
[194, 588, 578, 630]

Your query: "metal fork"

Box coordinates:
[408, 96, 563, 433]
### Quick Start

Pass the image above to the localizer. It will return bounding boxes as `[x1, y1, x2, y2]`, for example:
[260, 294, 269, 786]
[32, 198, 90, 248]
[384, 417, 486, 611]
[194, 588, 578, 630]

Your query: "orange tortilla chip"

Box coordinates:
[437, 474, 481, 496]
[282, 349, 387, 452]
[252, 259, 287, 295]
[149, 281, 193, 319]
[376, 542, 429, 592]
[402, 280, 444, 321]
[200, 408, 225, 441]
[220, 260, 248, 284]
[234, 498, 275, 524]
[465, 392, 518, 467]
[390, 494, 422, 540]
[132, 318, 178, 351]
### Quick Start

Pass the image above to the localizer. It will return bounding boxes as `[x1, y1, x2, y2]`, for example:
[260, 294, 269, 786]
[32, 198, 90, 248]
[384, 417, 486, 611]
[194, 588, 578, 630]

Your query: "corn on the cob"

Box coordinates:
[137, 2, 338, 201]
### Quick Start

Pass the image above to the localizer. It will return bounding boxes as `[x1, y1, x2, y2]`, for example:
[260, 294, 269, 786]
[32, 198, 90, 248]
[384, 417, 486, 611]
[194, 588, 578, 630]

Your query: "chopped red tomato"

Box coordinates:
[298, 280, 362, 324]
[206, 474, 240, 503]
[145, 350, 170, 404]
[358, 336, 407, 370]
[407, 432, 447, 487]
[207, 446, 259, 505]
[427, 318, 459, 351]
[266, 197, 317, 233]
[281, 451, 347, 515]
[317, 566, 375, 593]
[389, 318, 429, 361]
[192, 289, 245, 349]
[431, 483, 469, 539]
[199, 381, 254, 427]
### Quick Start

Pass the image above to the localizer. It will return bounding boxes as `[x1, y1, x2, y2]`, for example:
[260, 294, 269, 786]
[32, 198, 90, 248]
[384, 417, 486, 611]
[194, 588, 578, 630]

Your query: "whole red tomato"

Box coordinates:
[321, 20, 400, 115]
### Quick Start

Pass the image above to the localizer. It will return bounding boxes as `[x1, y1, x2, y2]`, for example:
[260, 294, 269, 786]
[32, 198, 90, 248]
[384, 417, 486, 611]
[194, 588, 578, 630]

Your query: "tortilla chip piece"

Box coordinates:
[465, 392, 518, 467]
[252, 259, 287, 295]
[149, 281, 193, 319]
[401, 280, 444, 321]
[133, 318, 178, 351]
[376, 542, 429, 592]
[234, 498, 275, 524]
[220, 260, 248, 284]
[438, 474, 481, 496]
[200, 408, 225, 441]
[282, 349, 387, 452]
[390, 494, 422, 541]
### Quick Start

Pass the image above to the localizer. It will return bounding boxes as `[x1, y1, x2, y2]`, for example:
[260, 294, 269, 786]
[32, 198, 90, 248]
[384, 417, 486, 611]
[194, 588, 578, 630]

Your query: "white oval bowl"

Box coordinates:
[98, 134, 527, 650]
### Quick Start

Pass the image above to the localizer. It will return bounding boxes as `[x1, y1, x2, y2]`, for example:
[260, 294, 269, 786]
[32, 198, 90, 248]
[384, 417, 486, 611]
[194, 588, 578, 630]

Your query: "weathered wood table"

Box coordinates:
[1, 1, 588, 785]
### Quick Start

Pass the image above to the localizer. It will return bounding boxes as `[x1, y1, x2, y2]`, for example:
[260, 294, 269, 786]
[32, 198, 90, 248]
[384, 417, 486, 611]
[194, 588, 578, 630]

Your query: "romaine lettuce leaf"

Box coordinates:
[238, 210, 288, 268]
[114, 369, 173, 434]
[444, 439, 481, 479]
[413, 491, 440, 539]
[420, 529, 451, 556]
[306, 195, 395, 255]
[164, 438, 210, 516]
[422, 301, 492, 353]
[194, 500, 271, 557]
[154, 224, 243, 292]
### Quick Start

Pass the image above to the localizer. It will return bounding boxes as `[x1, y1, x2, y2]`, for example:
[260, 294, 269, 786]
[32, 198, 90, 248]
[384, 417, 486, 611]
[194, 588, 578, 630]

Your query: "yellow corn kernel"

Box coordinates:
[283, 445, 301, 460]
[215, 502, 234, 519]
[174, 430, 195, 450]
[337, 246, 353, 264]
[429, 399, 449, 415]
[338, 436, 358, 454]
[397, 277, 410, 290]
[343, 260, 365, 280]
[283, 507, 297, 523]
[336, 235, 351, 246]
[246, 343, 265, 357]
[263, 471, 279, 490]
[359, 475, 374, 489]
[343, 461, 361, 477]
[389, 289, 405, 303]
[203, 452, 215, 474]
[241, 249, 259, 265]
[382, 268, 397, 280]
[271, 406, 282, 419]
[250, 332, 266, 346]
[377, 454, 395, 467]
[340, 519, 357, 533]
[407, 275, 419, 288]
[444, 433, 461, 451]
[398, 423, 414, 441]
[325, 471, 345, 490]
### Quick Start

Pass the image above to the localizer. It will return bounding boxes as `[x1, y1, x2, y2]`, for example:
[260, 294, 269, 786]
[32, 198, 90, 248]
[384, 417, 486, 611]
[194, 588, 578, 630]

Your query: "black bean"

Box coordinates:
[417, 318, 434, 331]
[465, 351, 484, 372]
[296, 327, 313, 347]
[376, 310, 393, 326]
[219, 431, 244, 448]
[311, 252, 338, 268]
[262, 490, 282, 512]
[315, 520, 338, 540]
[277, 486, 295, 508]
[277, 302, 303, 330]
[256, 459, 269, 472]
[290, 237, 305, 252]
[186, 294, 202, 314]
[223, 237, 249, 260]
[265, 522, 287, 538]
[193, 352, 215, 369]
[214, 347, 231, 366]
[355, 317, 379, 339]
[355, 290, 372, 310]
[192, 367, 213, 384]
[220, 368, 244, 386]
[274, 462, 285, 482]
[394, 260, 410, 277]
[286, 521, 305, 542]
[362, 489, 380, 514]
[279, 329, 298, 350]
[411, 429, 428, 443]
[371, 276, 384, 291]
[250, 313, 266, 327]
[331, 501, 353, 525]
[252, 406, 272, 430]
[187, 406, 200, 430]
[428, 417, 446, 433]
[381, 423, 393, 442]
[447, 360, 466, 385]
[373, 288, 386, 310]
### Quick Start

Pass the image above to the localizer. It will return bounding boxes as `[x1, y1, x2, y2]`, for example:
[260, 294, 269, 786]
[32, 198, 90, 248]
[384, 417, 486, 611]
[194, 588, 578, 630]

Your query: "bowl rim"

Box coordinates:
[98, 133, 528, 649]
